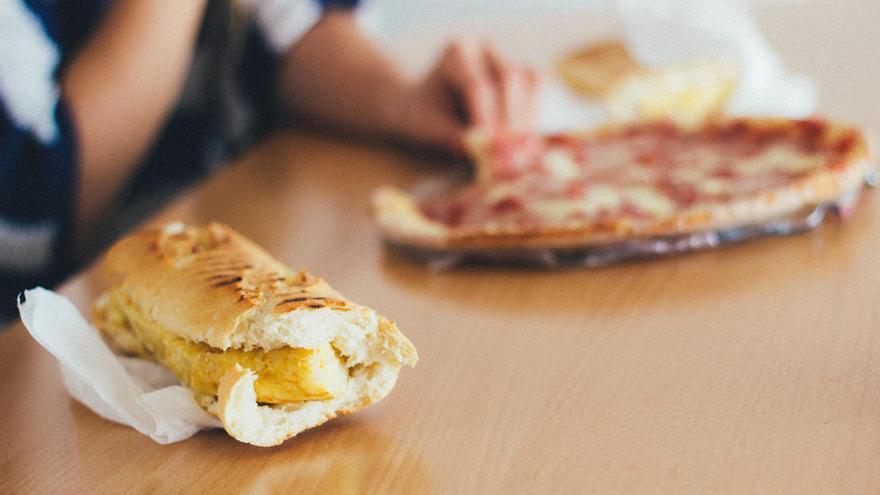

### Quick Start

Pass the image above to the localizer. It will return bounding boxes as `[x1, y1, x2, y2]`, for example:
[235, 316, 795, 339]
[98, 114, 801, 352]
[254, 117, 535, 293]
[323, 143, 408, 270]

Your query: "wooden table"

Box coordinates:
[3, 4, 880, 494]
[3, 132, 879, 494]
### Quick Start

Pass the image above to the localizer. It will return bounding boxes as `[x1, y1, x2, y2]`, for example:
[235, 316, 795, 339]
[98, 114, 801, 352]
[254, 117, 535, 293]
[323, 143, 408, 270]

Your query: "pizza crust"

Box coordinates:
[372, 119, 874, 252]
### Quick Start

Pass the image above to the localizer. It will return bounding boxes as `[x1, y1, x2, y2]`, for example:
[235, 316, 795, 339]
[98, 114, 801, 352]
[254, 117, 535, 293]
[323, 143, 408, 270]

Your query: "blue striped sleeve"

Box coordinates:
[0, 0, 79, 319]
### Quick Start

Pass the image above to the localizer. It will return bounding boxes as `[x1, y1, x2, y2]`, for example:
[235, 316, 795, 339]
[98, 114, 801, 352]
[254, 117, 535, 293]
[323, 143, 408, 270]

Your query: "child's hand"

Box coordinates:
[388, 40, 540, 152]
[280, 13, 539, 154]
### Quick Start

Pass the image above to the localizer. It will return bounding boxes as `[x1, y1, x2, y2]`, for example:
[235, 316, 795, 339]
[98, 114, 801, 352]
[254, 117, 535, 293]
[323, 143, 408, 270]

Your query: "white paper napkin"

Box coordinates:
[613, 0, 817, 118]
[536, 0, 818, 132]
[17, 288, 220, 444]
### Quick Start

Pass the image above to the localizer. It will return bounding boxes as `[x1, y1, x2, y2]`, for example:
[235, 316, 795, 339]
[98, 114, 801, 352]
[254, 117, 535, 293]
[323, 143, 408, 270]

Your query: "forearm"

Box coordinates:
[62, 0, 207, 241]
[278, 10, 408, 138]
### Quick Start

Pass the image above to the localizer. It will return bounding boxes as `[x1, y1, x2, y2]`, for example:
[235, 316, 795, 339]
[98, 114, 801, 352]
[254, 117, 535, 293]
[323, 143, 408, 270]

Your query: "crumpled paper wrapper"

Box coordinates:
[18, 288, 220, 444]
[538, 0, 817, 132]
[614, 0, 817, 117]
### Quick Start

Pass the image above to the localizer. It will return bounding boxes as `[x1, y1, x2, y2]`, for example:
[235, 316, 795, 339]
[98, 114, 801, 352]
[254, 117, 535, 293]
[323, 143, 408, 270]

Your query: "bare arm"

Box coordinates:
[62, 0, 208, 244]
[278, 10, 538, 151]
[278, 11, 411, 139]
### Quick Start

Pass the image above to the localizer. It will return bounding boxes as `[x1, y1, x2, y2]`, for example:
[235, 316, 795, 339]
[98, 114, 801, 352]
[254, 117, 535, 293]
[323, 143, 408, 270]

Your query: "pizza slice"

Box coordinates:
[373, 118, 873, 254]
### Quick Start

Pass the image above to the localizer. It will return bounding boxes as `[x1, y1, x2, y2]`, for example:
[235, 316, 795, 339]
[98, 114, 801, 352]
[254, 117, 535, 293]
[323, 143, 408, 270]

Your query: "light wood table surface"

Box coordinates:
[3, 131, 879, 494]
[3, 3, 880, 494]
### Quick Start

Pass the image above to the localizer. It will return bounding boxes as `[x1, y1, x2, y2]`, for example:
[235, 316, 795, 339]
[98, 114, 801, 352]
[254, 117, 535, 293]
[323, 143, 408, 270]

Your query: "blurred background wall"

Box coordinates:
[356, 0, 877, 126]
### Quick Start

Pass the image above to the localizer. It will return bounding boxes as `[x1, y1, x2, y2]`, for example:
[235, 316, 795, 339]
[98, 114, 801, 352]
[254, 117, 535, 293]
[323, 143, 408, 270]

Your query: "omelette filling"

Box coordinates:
[98, 290, 348, 404]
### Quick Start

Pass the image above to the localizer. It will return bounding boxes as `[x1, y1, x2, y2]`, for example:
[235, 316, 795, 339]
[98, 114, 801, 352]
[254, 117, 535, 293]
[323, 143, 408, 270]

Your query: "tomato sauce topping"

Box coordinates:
[421, 119, 852, 230]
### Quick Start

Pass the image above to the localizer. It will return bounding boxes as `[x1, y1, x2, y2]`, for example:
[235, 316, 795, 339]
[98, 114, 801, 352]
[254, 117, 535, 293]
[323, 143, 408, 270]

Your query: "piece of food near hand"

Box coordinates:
[373, 118, 873, 253]
[557, 40, 738, 128]
[93, 222, 417, 447]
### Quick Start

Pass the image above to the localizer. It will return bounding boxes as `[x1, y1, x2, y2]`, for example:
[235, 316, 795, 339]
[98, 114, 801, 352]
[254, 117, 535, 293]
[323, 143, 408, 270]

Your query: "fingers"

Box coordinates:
[483, 47, 539, 133]
[434, 40, 539, 133]
[435, 40, 498, 129]
[411, 40, 540, 151]
[390, 80, 470, 153]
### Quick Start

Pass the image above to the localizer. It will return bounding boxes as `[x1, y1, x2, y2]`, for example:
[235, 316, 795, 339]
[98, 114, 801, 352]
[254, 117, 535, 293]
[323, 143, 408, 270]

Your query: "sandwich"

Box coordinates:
[92, 222, 417, 446]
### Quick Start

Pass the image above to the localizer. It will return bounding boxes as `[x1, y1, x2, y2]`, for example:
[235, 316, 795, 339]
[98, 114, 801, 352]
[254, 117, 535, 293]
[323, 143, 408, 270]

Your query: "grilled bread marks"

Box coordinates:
[149, 221, 231, 264]
[276, 296, 349, 311]
[103, 223, 368, 351]
[273, 273, 350, 313]
[96, 222, 418, 446]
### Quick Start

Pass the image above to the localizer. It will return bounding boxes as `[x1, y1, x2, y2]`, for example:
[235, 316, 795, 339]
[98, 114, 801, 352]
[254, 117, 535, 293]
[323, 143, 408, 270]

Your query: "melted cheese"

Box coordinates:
[542, 149, 582, 180]
[531, 185, 622, 221]
[737, 146, 825, 175]
[697, 178, 727, 195]
[486, 182, 518, 203]
[623, 186, 676, 217]
[101, 291, 348, 404]
[671, 167, 706, 184]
